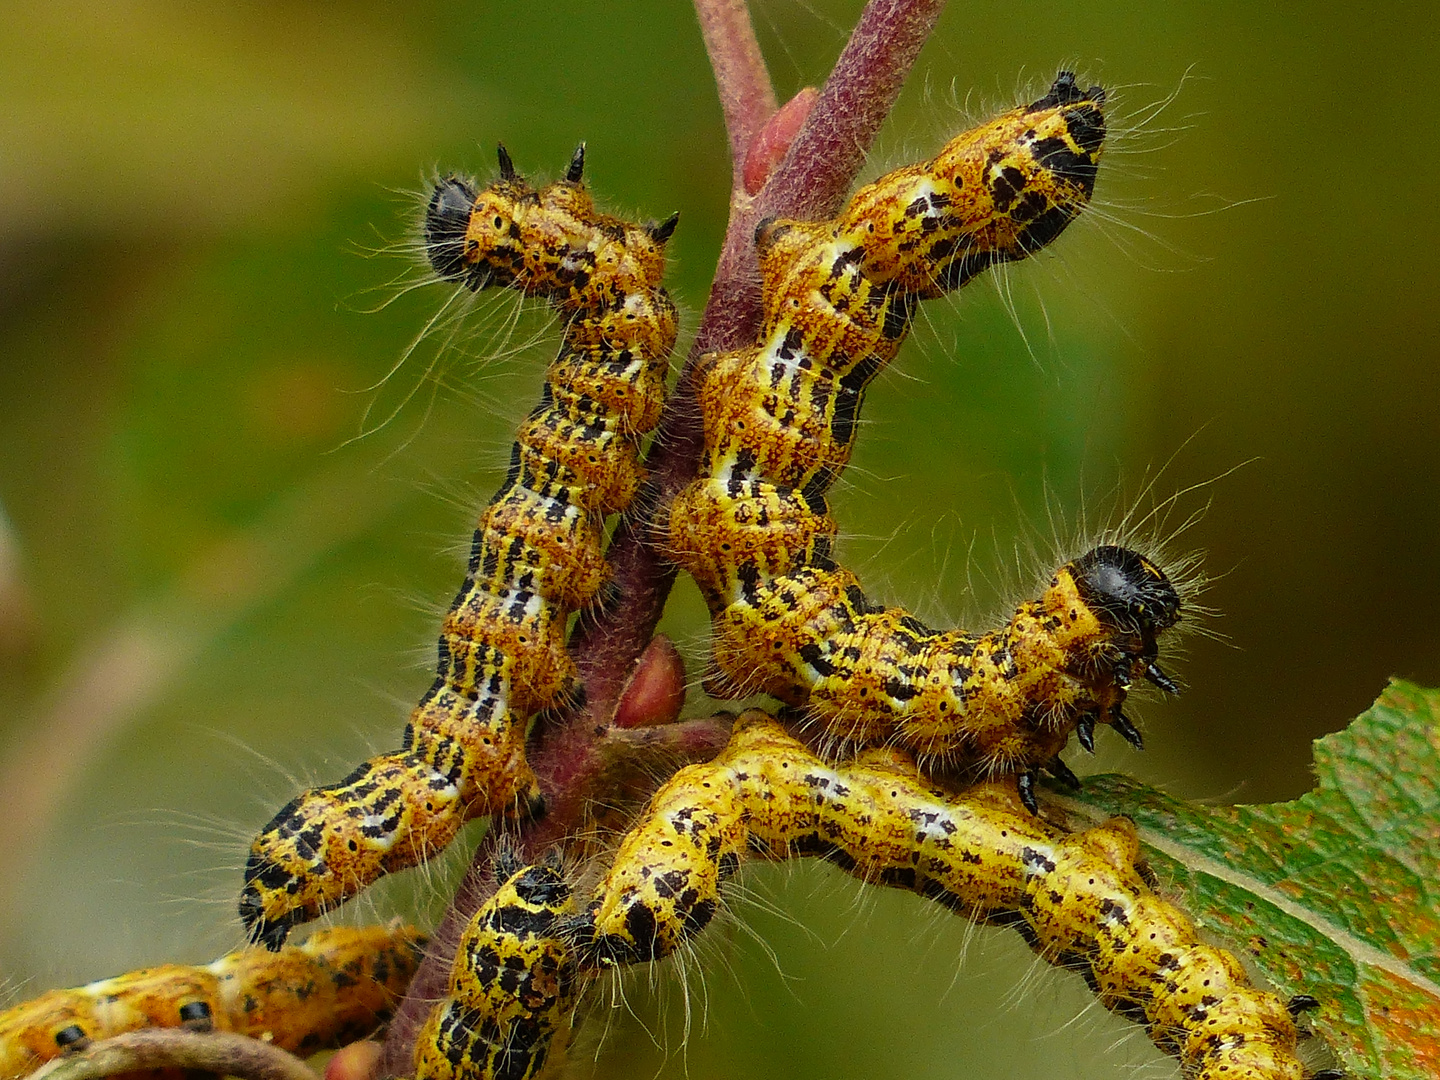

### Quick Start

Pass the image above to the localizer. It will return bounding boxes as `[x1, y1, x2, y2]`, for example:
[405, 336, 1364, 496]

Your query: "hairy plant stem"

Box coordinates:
[378, 0, 947, 1070]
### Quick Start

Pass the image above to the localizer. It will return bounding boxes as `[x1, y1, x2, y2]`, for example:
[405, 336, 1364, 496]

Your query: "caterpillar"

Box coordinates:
[241, 144, 681, 949]
[564, 710, 1328, 1080]
[0, 923, 426, 1080]
[413, 853, 579, 1080]
[663, 72, 1184, 810]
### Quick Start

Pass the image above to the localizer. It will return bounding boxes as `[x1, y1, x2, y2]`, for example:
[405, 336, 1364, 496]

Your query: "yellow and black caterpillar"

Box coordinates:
[414, 855, 579, 1080]
[663, 72, 1182, 810]
[242, 145, 680, 948]
[560, 711, 1328, 1080]
[0, 923, 426, 1080]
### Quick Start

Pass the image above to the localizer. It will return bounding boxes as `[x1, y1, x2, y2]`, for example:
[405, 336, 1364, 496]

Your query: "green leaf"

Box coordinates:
[1055, 678, 1440, 1078]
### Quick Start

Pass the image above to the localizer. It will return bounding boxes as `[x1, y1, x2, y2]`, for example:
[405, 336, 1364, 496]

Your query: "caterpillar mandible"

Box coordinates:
[241, 144, 680, 949]
[663, 72, 1184, 810]
[413, 853, 579, 1080]
[0, 923, 426, 1080]
[566, 711, 1324, 1080]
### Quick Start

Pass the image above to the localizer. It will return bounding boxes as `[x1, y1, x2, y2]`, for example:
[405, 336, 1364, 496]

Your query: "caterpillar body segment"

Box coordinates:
[242, 145, 680, 949]
[0, 924, 426, 1080]
[566, 711, 1312, 1080]
[414, 858, 579, 1080]
[664, 74, 1184, 800]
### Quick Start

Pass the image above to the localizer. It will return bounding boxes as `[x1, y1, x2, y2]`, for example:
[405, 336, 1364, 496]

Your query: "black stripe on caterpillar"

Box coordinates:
[662, 72, 1185, 809]
[0, 923, 427, 1080]
[562, 710, 1328, 1080]
[241, 145, 680, 948]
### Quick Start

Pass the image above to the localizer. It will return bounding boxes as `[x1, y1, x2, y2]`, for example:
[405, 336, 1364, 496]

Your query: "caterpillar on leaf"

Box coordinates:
[0, 923, 426, 1080]
[562, 710, 1327, 1080]
[663, 72, 1185, 810]
[241, 144, 681, 948]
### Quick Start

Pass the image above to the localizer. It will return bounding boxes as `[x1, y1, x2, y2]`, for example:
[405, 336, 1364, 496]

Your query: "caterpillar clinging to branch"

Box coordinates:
[414, 854, 579, 1080]
[241, 145, 680, 948]
[563, 711, 1325, 1080]
[663, 72, 1186, 810]
[0, 923, 426, 1080]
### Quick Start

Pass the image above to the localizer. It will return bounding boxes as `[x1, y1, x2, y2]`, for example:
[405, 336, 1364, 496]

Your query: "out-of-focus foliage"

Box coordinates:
[1, 2, 1437, 1077]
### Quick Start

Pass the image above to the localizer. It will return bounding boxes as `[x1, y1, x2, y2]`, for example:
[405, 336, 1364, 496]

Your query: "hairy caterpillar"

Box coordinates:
[241, 145, 681, 948]
[0, 923, 426, 1080]
[413, 854, 579, 1080]
[663, 72, 1184, 810]
[565, 711, 1327, 1080]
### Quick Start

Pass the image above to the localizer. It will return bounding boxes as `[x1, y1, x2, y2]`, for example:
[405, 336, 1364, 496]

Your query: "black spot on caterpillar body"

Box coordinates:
[241, 145, 679, 948]
[0, 924, 427, 1080]
[663, 74, 1185, 802]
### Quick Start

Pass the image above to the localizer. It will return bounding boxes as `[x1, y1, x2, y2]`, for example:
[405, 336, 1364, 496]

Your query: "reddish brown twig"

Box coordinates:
[27, 1029, 319, 1080]
[694, 0, 777, 185]
[378, 1, 947, 1070]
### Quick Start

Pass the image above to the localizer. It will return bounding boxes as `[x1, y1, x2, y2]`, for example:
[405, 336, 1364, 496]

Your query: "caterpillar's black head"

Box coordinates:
[509, 863, 572, 910]
[425, 176, 479, 284]
[1072, 545, 1181, 638]
[1027, 70, 1107, 114]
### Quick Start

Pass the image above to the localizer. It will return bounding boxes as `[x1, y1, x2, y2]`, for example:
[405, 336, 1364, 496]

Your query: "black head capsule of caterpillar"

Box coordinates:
[425, 176, 481, 284]
[509, 863, 573, 911]
[1071, 545, 1182, 694]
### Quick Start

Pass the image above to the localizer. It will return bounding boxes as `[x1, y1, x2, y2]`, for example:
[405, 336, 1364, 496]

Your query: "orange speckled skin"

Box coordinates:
[569, 711, 1306, 1080]
[241, 150, 678, 948]
[414, 860, 578, 1080]
[663, 76, 1183, 790]
[0, 924, 426, 1080]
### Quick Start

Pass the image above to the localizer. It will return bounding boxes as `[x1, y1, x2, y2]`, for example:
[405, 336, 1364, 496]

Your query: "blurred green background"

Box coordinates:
[0, 1, 1435, 1077]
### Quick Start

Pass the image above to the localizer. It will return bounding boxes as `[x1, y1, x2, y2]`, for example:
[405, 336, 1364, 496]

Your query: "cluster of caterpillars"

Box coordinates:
[397, 73, 1335, 1080]
[0, 73, 1338, 1080]
[662, 72, 1181, 811]
[425, 711, 1329, 1080]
